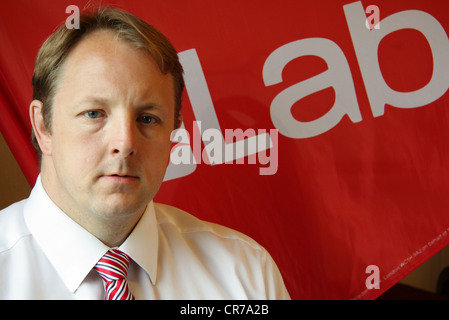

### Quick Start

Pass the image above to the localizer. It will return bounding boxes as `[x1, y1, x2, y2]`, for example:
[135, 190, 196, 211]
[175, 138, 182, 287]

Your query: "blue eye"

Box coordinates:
[85, 110, 100, 119]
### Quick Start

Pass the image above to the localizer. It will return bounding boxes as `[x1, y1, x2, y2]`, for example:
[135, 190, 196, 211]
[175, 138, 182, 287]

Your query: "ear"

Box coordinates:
[30, 100, 52, 156]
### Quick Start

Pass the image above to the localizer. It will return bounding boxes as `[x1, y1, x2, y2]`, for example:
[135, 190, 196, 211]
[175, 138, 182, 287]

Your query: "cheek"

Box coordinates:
[141, 137, 172, 171]
[51, 126, 104, 171]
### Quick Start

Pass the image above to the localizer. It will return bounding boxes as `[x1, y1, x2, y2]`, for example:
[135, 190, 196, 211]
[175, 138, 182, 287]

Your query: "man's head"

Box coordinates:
[29, 7, 184, 239]
[31, 7, 184, 160]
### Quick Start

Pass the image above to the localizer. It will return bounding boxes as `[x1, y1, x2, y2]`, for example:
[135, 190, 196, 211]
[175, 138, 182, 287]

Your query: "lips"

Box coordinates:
[109, 174, 138, 178]
[100, 173, 140, 183]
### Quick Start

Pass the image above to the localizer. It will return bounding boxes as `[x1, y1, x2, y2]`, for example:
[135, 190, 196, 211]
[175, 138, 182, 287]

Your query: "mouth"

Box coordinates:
[109, 174, 138, 178]
[100, 173, 140, 183]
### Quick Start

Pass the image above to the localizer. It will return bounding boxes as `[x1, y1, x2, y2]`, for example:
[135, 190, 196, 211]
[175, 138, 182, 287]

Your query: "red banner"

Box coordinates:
[1, 0, 449, 299]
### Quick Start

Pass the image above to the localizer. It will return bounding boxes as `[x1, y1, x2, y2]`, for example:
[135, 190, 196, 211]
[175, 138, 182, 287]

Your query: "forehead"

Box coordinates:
[54, 29, 175, 109]
[60, 29, 161, 82]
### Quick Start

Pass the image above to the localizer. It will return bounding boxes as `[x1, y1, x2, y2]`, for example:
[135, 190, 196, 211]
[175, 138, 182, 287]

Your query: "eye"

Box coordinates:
[84, 110, 101, 119]
[139, 115, 157, 125]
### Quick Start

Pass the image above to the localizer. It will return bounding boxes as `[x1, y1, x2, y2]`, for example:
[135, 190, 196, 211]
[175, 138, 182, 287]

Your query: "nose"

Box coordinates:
[109, 116, 137, 158]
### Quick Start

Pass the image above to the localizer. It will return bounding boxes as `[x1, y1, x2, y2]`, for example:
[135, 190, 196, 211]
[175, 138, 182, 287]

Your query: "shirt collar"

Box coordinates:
[119, 201, 158, 286]
[24, 175, 158, 293]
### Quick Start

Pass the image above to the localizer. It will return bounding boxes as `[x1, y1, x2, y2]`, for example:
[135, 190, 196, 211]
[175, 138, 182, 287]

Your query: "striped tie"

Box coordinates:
[94, 249, 135, 300]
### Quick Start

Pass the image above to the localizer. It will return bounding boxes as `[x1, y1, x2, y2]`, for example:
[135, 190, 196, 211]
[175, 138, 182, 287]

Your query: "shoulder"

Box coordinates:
[152, 202, 291, 299]
[0, 199, 31, 253]
[153, 202, 266, 254]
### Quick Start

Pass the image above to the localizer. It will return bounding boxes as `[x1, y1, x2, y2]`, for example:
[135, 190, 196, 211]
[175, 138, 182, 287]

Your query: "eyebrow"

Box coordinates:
[136, 103, 169, 119]
[78, 96, 111, 107]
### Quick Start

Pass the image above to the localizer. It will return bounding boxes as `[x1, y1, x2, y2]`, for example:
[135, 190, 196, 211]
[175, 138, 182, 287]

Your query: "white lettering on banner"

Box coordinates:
[163, 0, 449, 181]
[263, 38, 362, 139]
[345, 1, 449, 118]
[163, 122, 197, 182]
[163, 49, 277, 181]
[179, 49, 274, 165]
[263, 0, 449, 139]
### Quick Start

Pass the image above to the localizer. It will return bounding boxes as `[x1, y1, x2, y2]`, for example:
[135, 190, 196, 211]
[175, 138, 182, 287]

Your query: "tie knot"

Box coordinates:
[95, 249, 131, 281]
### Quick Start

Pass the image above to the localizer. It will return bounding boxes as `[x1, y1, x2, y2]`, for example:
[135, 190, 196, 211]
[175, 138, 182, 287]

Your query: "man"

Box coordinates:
[0, 7, 290, 299]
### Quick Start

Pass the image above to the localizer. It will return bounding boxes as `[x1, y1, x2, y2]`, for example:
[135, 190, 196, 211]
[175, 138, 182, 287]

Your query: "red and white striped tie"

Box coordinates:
[94, 249, 135, 300]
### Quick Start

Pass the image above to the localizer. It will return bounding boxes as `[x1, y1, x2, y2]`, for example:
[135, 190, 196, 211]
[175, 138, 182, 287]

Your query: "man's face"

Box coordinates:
[40, 30, 175, 222]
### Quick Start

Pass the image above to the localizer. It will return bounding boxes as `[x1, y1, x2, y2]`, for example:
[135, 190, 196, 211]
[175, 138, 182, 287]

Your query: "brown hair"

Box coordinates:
[31, 6, 184, 158]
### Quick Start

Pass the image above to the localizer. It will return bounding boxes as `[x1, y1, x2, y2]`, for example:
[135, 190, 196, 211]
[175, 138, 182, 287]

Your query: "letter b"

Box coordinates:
[344, 1, 449, 117]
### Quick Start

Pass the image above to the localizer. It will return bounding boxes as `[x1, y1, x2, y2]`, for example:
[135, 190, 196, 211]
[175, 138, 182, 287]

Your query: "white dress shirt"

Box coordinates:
[0, 176, 290, 300]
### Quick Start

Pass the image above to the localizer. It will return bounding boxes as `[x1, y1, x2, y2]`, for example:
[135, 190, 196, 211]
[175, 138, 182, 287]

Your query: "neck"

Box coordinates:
[74, 208, 145, 247]
[39, 161, 146, 248]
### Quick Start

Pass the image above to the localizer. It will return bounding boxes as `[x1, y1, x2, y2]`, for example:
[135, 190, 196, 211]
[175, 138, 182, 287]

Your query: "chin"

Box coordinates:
[91, 195, 149, 219]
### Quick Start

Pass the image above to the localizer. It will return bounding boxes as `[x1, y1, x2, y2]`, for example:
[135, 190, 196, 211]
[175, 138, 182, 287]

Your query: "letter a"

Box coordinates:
[365, 5, 380, 30]
[365, 265, 380, 289]
[263, 38, 361, 139]
[65, 5, 80, 29]
[163, 122, 196, 181]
